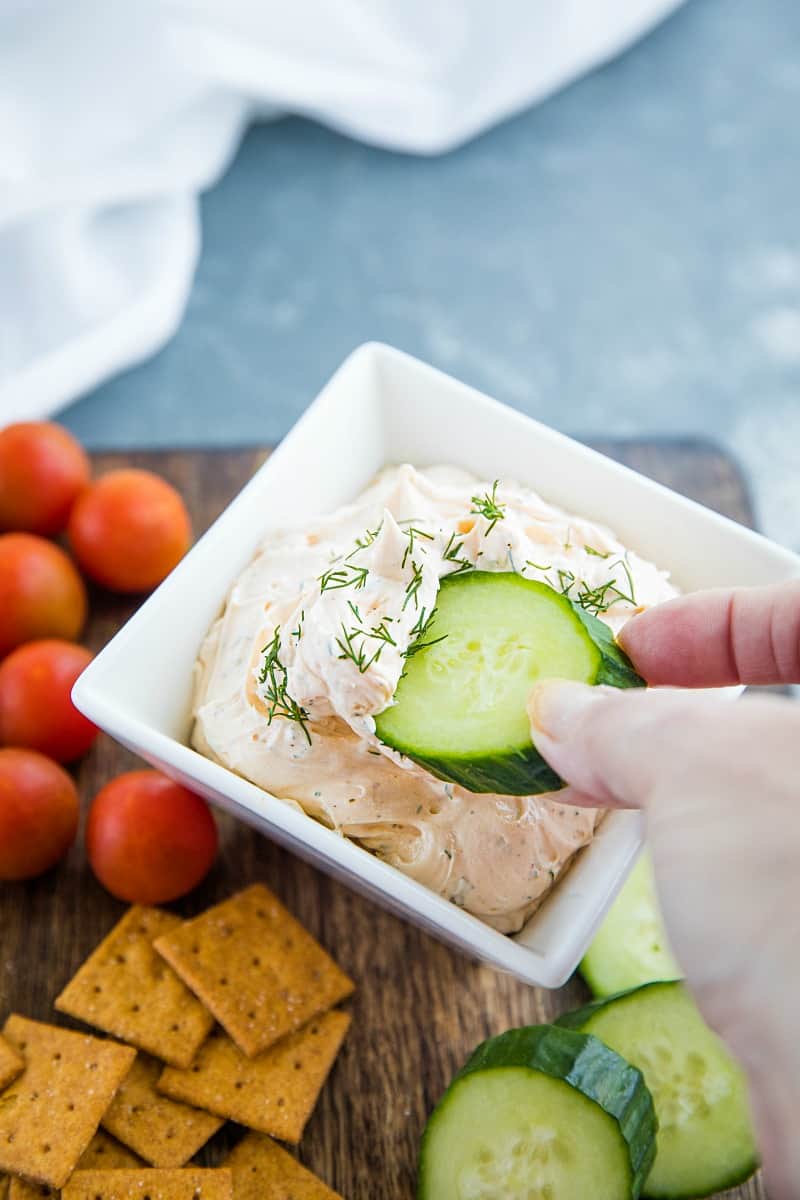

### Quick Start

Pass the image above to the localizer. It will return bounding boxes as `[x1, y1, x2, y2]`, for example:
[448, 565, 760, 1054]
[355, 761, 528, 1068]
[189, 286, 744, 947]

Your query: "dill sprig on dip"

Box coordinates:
[336, 616, 397, 674]
[443, 531, 473, 577]
[557, 557, 638, 616]
[291, 610, 305, 641]
[402, 607, 447, 660]
[319, 562, 370, 593]
[401, 525, 434, 569]
[470, 480, 506, 534]
[345, 522, 383, 560]
[335, 624, 383, 674]
[402, 560, 424, 611]
[258, 627, 312, 744]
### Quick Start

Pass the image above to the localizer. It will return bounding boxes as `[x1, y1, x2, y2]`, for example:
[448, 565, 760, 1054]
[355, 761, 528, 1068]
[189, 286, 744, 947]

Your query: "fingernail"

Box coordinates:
[528, 680, 604, 741]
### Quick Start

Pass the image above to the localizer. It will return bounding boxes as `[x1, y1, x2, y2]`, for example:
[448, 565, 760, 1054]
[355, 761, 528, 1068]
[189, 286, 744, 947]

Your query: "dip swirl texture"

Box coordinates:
[192, 464, 677, 933]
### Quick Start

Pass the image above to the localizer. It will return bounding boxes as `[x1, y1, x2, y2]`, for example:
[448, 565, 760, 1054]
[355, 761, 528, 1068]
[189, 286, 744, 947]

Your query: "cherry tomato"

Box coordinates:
[0, 639, 98, 762]
[86, 770, 218, 903]
[0, 421, 90, 536]
[68, 469, 192, 593]
[0, 533, 87, 658]
[0, 747, 79, 880]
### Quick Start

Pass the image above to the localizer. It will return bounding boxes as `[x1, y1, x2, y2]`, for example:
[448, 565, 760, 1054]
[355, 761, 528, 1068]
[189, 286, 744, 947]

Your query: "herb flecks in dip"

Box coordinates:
[192, 465, 676, 933]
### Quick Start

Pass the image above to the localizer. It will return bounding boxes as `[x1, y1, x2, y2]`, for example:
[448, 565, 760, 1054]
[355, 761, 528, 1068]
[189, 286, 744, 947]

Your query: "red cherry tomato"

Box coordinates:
[0, 639, 98, 762]
[0, 421, 91, 536]
[0, 747, 79, 880]
[68, 469, 192, 593]
[0, 533, 87, 658]
[86, 770, 218, 903]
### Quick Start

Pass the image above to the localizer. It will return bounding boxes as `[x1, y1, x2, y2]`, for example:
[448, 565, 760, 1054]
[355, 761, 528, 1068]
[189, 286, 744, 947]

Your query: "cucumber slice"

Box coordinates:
[376, 571, 644, 795]
[581, 853, 681, 997]
[559, 982, 758, 1198]
[418, 1024, 657, 1200]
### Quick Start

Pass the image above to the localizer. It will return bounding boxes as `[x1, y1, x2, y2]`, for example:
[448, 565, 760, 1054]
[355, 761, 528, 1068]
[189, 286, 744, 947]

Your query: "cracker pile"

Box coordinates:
[0, 885, 352, 1198]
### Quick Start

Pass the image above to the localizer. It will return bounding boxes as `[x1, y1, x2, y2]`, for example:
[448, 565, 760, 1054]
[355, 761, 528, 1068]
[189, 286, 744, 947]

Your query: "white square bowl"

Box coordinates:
[73, 343, 800, 988]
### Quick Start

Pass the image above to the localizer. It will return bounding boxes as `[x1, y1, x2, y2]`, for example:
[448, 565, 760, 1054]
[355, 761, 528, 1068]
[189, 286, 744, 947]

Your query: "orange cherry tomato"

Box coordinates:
[0, 639, 98, 762]
[68, 469, 192, 593]
[0, 533, 87, 658]
[0, 747, 80, 880]
[0, 421, 90, 535]
[86, 770, 218, 903]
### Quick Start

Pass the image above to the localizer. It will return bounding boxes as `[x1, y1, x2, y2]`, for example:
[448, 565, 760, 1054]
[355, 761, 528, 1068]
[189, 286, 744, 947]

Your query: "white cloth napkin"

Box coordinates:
[0, 0, 684, 423]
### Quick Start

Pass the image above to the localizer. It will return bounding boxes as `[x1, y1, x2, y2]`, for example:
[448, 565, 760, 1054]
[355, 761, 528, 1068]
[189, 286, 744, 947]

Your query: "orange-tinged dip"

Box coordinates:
[192, 465, 676, 933]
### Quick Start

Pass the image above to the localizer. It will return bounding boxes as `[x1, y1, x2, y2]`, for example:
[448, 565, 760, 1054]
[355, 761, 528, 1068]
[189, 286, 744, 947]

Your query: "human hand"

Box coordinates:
[528, 581, 800, 1198]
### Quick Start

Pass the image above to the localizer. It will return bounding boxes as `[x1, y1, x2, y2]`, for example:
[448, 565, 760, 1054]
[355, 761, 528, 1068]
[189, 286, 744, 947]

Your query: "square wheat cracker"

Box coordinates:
[0, 1038, 24, 1093]
[61, 1170, 232, 1199]
[55, 907, 214, 1068]
[158, 1009, 350, 1143]
[0, 1017, 135, 1189]
[101, 1054, 222, 1167]
[153, 885, 353, 1057]
[223, 1132, 343, 1200]
[8, 1131, 142, 1199]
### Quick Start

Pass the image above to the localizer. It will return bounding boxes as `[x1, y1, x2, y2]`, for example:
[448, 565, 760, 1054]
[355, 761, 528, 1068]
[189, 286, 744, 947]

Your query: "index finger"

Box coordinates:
[618, 581, 800, 687]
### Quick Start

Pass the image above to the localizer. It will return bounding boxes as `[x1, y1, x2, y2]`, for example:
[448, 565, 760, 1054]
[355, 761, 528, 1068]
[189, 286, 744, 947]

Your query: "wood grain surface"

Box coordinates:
[0, 441, 767, 1199]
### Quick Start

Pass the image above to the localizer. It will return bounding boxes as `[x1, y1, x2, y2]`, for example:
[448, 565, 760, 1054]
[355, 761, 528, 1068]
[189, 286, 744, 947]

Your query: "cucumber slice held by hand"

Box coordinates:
[375, 571, 645, 795]
[581, 852, 682, 997]
[418, 1024, 657, 1200]
[558, 981, 759, 1198]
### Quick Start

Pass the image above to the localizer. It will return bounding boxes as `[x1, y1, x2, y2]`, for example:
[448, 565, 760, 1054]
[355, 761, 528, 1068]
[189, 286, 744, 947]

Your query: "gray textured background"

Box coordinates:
[61, 0, 800, 549]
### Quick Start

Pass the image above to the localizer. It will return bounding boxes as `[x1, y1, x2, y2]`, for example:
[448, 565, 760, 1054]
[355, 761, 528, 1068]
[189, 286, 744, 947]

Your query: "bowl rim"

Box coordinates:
[73, 340, 800, 988]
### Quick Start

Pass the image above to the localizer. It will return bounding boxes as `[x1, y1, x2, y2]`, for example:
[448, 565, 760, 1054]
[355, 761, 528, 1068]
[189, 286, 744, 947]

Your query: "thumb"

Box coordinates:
[527, 680, 715, 807]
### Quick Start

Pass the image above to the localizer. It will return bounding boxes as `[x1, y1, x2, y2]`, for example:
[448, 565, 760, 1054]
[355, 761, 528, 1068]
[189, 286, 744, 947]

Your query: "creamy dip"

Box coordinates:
[192, 465, 677, 933]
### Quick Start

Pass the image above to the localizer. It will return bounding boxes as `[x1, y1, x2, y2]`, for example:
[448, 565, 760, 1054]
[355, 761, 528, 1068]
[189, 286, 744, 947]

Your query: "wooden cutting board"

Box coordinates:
[0, 441, 767, 1199]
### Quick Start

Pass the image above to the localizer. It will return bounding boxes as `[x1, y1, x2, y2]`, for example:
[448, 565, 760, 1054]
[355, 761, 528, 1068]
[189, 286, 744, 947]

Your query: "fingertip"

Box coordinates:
[527, 679, 601, 742]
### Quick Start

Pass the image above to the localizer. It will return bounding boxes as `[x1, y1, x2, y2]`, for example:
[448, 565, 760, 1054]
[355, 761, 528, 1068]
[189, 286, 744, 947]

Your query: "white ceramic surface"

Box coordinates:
[73, 343, 800, 988]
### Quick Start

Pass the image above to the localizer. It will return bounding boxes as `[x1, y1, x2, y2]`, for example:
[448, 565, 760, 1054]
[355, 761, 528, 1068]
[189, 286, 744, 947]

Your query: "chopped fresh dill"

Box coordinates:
[584, 544, 612, 559]
[563, 525, 573, 551]
[347, 599, 362, 623]
[335, 624, 383, 674]
[319, 562, 369, 592]
[257, 627, 312, 744]
[346, 522, 383, 560]
[526, 560, 552, 572]
[557, 568, 576, 595]
[402, 559, 424, 611]
[401, 525, 434, 569]
[291, 610, 305, 641]
[361, 617, 397, 647]
[442, 531, 473, 576]
[402, 607, 447, 660]
[610, 557, 637, 606]
[555, 557, 638, 615]
[470, 480, 506, 534]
